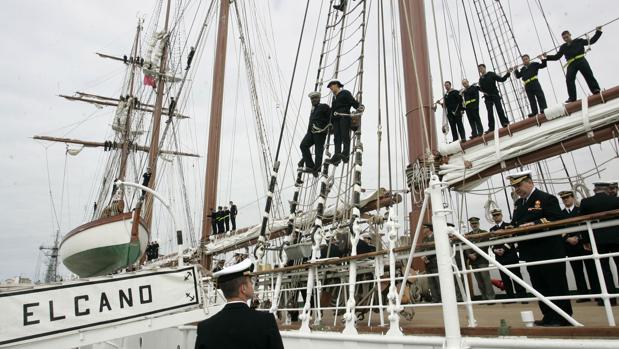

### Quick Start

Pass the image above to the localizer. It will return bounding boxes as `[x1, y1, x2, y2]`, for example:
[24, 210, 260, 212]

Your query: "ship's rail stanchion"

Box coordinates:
[385, 214, 403, 336]
[585, 220, 616, 326]
[456, 243, 477, 327]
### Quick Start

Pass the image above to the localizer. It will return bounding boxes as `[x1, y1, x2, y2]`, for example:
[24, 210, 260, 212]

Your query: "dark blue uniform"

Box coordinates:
[300, 103, 331, 170]
[490, 222, 526, 299]
[331, 89, 360, 163]
[563, 205, 600, 299]
[515, 61, 548, 116]
[461, 85, 484, 137]
[479, 71, 510, 131]
[444, 89, 465, 142]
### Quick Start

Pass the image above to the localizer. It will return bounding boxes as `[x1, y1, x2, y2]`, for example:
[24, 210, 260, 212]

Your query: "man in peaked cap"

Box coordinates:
[326, 80, 364, 166]
[357, 232, 376, 255]
[559, 190, 599, 302]
[299, 91, 331, 177]
[609, 181, 618, 197]
[489, 208, 527, 302]
[579, 181, 619, 306]
[508, 170, 572, 326]
[195, 259, 284, 349]
[465, 217, 495, 302]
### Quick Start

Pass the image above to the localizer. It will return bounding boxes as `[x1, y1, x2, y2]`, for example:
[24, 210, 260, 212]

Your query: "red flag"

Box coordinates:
[143, 74, 156, 88]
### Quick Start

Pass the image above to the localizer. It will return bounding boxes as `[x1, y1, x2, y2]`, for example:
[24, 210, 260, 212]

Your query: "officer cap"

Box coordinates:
[468, 217, 480, 223]
[491, 208, 502, 215]
[506, 170, 533, 186]
[558, 190, 574, 198]
[308, 91, 321, 98]
[213, 258, 254, 284]
[593, 181, 611, 188]
[327, 80, 344, 88]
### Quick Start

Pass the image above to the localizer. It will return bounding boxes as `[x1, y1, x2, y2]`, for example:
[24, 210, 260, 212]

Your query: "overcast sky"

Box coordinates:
[1, 0, 618, 282]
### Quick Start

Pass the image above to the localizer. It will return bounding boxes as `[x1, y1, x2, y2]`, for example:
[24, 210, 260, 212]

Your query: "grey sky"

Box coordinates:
[1, 0, 618, 281]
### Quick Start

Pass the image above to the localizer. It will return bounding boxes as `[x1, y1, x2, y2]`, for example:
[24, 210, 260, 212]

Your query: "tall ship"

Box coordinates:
[3, 0, 619, 348]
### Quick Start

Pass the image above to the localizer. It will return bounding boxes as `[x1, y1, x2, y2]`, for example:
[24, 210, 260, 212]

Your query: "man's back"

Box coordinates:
[579, 193, 619, 244]
[195, 303, 284, 349]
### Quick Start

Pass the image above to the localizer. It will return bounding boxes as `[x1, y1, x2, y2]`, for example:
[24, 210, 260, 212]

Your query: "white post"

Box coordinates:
[585, 221, 616, 326]
[115, 180, 184, 267]
[428, 175, 462, 348]
[386, 216, 403, 336]
[457, 243, 477, 327]
[343, 210, 362, 335]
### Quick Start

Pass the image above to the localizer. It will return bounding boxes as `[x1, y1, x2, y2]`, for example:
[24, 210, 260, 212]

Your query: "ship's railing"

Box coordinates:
[247, 208, 619, 333]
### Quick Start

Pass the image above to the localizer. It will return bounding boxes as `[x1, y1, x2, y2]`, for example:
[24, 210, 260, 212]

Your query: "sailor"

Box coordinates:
[357, 232, 376, 255]
[152, 240, 159, 259]
[141, 168, 152, 196]
[489, 208, 527, 302]
[208, 208, 218, 235]
[229, 201, 238, 231]
[223, 206, 231, 232]
[544, 27, 603, 102]
[421, 223, 441, 303]
[465, 217, 495, 302]
[508, 170, 572, 326]
[477, 63, 511, 132]
[169, 97, 177, 116]
[186, 46, 195, 70]
[213, 259, 225, 273]
[320, 235, 343, 258]
[513, 54, 548, 117]
[216, 206, 225, 234]
[195, 259, 284, 349]
[326, 80, 364, 166]
[578, 181, 619, 306]
[559, 190, 600, 302]
[438, 81, 465, 142]
[460, 79, 484, 138]
[299, 91, 331, 176]
[609, 181, 618, 197]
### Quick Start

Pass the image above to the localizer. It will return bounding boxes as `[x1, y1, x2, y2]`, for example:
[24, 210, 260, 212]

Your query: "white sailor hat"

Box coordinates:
[506, 170, 533, 185]
[308, 91, 321, 98]
[608, 180, 619, 187]
[593, 181, 611, 188]
[213, 258, 254, 284]
[360, 232, 372, 240]
[558, 190, 575, 198]
[490, 208, 502, 215]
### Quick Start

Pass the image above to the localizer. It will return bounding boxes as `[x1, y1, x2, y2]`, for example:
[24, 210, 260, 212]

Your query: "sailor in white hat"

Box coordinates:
[195, 259, 284, 349]
[506, 169, 573, 326]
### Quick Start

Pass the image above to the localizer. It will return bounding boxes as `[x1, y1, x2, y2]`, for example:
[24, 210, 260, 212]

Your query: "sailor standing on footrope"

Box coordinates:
[544, 27, 603, 102]
[195, 259, 284, 349]
[477, 64, 511, 132]
[507, 170, 573, 326]
[513, 54, 548, 117]
[299, 91, 331, 176]
[460, 79, 484, 138]
[326, 80, 364, 166]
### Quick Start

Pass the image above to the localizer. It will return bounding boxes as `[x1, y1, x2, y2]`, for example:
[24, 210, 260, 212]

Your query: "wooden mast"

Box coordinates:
[143, 0, 173, 227]
[200, 0, 230, 258]
[398, 1, 436, 239]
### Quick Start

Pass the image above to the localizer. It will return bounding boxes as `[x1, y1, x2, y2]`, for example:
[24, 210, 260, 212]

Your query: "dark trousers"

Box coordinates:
[217, 222, 225, 234]
[224, 218, 230, 232]
[231, 215, 236, 230]
[300, 131, 327, 169]
[465, 107, 484, 137]
[447, 112, 466, 142]
[496, 254, 526, 298]
[484, 95, 509, 131]
[527, 262, 573, 323]
[211, 222, 217, 235]
[598, 244, 619, 296]
[566, 245, 600, 295]
[525, 82, 547, 115]
[566, 59, 600, 101]
[332, 116, 351, 160]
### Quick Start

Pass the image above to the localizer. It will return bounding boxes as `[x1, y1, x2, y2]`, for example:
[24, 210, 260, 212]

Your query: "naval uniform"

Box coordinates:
[230, 204, 238, 231]
[490, 222, 526, 299]
[465, 229, 495, 301]
[444, 89, 465, 142]
[194, 302, 284, 349]
[546, 30, 602, 101]
[331, 89, 360, 163]
[563, 205, 600, 298]
[461, 85, 484, 137]
[514, 61, 548, 116]
[579, 192, 619, 301]
[300, 103, 331, 170]
[478, 71, 511, 131]
[511, 187, 572, 324]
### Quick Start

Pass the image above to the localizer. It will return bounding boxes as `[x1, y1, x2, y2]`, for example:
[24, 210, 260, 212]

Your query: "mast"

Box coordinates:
[143, 0, 173, 227]
[398, 0, 436, 234]
[201, 0, 230, 250]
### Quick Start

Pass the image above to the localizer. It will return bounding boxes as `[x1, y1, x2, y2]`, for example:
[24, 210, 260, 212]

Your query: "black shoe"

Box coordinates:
[333, 3, 345, 11]
[501, 123, 509, 128]
[597, 299, 618, 306]
[485, 129, 494, 134]
[592, 89, 601, 94]
[533, 319, 547, 326]
[341, 156, 349, 164]
[576, 298, 591, 303]
[297, 159, 304, 167]
[520, 301, 529, 304]
[327, 154, 341, 166]
[527, 113, 537, 117]
[565, 99, 576, 103]
[312, 170, 319, 178]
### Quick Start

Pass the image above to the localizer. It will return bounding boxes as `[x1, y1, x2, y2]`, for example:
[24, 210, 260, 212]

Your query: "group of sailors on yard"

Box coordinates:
[437, 26, 604, 142]
[208, 202, 238, 235]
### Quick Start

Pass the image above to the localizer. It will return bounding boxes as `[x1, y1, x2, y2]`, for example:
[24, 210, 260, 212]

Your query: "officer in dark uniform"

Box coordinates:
[578, 181, 619, 306]
[299, 91, 331, 176]
[514, 54, 548, 117]
[461, 79, 484, 138]
[477, 64, 511, 132]
[559, 190, 599, 302]
[439, 81, 466, 142]
[508, 170, 572, 326]
[229, 201, 238, 231]
[489, 208, 527, 302]
[609, 181, 618, 197]
[465, 217, 495, 301]
[195, 259, 284, 349]
[544, 27, 603, 102]
[326, 80, 364, 166]
[421, 223, 441, 303]
[216, 206, 225, 234]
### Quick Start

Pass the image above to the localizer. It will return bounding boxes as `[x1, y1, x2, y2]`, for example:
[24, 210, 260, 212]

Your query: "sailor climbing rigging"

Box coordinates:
[299, 91, 330, 177]
[326, 80, 364, 166]
[513, 54, 548, 117]
[544, 27, 603, 102]
[477, 63, 511, 132]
